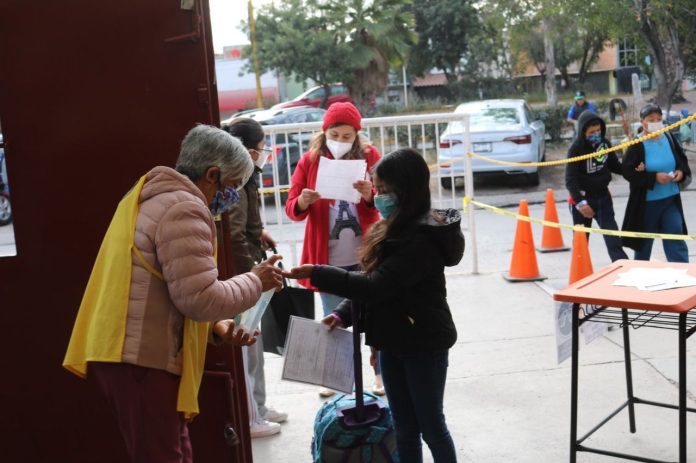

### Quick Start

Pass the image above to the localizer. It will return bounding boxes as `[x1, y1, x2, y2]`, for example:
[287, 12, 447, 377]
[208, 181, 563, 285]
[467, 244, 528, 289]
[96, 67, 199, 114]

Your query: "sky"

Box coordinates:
[209, 0, 275, 52]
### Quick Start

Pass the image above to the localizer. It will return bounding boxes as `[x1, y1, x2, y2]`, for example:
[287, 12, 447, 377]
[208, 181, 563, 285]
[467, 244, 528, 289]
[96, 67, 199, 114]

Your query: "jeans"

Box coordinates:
[634, 195, 689, 263]
[570, 192, 627, 262]
[379, 350, 456, 463]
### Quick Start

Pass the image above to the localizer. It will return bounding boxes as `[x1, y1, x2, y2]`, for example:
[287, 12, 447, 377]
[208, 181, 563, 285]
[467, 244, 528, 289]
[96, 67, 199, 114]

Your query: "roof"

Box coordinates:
[412, 73, 448, 88]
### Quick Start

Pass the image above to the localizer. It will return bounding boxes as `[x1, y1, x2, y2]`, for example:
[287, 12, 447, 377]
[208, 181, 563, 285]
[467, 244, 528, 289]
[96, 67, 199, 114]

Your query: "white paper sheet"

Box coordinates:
[235, 289, 274, 332]
[314, 156, 367, 203]
[281, 316, 355, 393]
[611, 267, 696, 291]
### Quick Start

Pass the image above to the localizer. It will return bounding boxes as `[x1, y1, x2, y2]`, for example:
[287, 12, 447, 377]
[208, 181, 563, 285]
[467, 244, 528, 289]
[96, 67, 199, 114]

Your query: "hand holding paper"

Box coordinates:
[315, 157, 367, 203]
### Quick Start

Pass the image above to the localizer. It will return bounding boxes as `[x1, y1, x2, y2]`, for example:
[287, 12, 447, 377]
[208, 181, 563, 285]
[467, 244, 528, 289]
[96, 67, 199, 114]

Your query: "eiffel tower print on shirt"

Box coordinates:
[330, 201, 362, 239]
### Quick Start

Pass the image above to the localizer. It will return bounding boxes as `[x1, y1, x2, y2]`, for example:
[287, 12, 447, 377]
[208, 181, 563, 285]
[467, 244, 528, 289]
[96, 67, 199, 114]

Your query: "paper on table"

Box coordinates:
[315, 156, 367, 203]
[612, 267, 696, 291]
[281, 316, 355, 393]
[235, 289, 275, 331]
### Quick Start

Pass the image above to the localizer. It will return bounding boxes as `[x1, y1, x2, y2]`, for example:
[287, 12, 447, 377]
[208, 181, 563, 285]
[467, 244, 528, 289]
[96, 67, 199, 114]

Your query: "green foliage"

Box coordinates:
[533, 105, 567, 142]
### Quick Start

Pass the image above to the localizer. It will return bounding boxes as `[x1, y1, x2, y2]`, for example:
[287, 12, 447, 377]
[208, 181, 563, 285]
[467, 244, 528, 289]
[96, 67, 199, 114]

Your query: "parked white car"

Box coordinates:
[437, 99, 546, 187]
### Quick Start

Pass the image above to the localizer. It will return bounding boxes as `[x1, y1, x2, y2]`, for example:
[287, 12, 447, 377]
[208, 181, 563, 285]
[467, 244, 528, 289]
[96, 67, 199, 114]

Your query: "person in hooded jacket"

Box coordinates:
[285, 101, 384, 397]
[621, 103, 691, 262]
[565, 111, 628, 262]
[284, 148, 464, 463]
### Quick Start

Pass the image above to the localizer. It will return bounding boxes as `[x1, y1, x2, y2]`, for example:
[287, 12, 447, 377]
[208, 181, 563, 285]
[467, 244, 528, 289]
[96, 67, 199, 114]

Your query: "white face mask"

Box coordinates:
[326, 139, 353, 159]
[646, 121, 663, 134]
[253, 150, 269, 169]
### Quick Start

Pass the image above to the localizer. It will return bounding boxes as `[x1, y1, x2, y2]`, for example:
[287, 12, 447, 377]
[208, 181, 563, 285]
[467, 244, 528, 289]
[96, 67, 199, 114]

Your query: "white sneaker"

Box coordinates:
[262, 406, 288, 423]
[250, 420, 281, 438]
[318, 387, 336, 398]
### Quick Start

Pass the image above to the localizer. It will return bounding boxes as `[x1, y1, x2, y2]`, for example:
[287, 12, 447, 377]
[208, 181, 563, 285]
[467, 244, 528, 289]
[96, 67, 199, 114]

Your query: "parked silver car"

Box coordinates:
[437, 99, 546, 187]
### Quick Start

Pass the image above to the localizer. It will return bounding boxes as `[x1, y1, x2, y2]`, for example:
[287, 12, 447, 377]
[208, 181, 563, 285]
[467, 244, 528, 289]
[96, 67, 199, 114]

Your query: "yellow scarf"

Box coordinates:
[63, 174, 209, 420]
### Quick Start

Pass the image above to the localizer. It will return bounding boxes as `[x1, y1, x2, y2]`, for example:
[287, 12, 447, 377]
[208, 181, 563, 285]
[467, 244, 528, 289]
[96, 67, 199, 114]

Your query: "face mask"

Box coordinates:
[209, 185, 241, 216]
[253, 149, 270, 169]
[585, 132, 602, 146]
[374, 193, 398, 219]
[326, 139, 353, 159]
[646, 121, 663, 134]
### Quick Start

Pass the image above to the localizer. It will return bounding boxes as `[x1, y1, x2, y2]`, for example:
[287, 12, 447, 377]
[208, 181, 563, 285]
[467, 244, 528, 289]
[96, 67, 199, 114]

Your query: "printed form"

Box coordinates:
[314, 156, 367, 203]
[281, 316, 355, 393]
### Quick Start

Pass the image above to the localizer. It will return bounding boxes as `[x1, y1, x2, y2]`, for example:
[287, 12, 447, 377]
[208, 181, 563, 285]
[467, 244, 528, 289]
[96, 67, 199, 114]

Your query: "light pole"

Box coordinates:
[248, 0, 263, 109]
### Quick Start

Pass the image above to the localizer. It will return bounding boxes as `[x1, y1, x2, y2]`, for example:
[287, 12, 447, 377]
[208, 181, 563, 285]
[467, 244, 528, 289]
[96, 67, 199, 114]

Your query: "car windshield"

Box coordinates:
[449, 107, 521, 131]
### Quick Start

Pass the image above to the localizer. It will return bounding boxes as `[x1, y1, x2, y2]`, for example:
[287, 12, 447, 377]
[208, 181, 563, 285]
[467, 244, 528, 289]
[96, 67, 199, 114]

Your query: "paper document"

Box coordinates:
[235, 289, 275, 332]
[315, 156, 367, 203]
[612, 267, 696, 291]
[281, 316, 355, 393]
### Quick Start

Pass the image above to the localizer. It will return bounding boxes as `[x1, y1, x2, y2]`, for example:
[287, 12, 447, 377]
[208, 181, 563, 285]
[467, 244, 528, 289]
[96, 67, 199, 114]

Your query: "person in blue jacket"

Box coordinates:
[567, 91, 597, 133]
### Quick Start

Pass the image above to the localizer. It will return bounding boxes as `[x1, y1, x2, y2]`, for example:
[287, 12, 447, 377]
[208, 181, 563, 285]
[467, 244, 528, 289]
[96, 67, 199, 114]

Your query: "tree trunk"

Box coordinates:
[635, 0, 686, 106]
[319, 83, 331, 109]
[541, 18, 557, 106]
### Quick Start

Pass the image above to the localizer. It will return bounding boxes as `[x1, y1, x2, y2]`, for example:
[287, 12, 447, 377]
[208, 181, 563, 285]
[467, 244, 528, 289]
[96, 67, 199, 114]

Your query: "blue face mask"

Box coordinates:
[374, 193, 398, 219]
[208, 176, 241, 216]
[586, 132, 602, 146]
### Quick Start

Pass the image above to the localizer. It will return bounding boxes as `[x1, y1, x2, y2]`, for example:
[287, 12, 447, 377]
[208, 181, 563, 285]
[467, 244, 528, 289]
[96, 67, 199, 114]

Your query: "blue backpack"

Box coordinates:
[312, 392, 398, 462]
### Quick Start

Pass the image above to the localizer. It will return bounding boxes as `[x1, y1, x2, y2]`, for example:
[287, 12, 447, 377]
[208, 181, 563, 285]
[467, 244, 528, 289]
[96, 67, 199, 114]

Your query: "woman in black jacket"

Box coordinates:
[285, 148, 464, 463]
[621, 104, 691, 262]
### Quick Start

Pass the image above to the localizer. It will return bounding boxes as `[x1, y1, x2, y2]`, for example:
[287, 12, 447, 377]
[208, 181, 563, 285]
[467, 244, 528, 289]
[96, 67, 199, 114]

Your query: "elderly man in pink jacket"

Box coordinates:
[64, 125, 283, 463]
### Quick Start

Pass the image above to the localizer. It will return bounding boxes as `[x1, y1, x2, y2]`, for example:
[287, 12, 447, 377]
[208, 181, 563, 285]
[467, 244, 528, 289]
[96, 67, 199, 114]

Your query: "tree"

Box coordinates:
[629, 0, 696, 106]
[246, 0, 415, 113]
[408, 0, 480, 82]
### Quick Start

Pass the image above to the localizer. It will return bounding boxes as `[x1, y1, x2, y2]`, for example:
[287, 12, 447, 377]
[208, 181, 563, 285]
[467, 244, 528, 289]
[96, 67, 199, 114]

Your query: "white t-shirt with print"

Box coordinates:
[327, 200, 362, 267]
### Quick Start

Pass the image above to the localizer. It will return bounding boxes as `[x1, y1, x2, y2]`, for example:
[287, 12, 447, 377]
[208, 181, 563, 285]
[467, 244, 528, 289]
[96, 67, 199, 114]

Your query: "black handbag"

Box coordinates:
[260, 249, 315, 355]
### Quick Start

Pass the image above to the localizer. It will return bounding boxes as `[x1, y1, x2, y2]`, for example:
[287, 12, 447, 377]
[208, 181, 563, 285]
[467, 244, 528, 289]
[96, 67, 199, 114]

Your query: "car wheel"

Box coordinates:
[440, 177, 453, 189]
[525, 171, 540, 186]
[0, 195, 12, 225]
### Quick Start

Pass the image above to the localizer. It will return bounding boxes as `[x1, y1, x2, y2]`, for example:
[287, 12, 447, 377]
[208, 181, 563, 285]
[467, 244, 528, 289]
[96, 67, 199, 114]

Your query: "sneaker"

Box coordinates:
[262, 406, 288, 423]
[250, 420, 281, 438]
[318, 387, 336, 398]
[371, 384, 386, 396]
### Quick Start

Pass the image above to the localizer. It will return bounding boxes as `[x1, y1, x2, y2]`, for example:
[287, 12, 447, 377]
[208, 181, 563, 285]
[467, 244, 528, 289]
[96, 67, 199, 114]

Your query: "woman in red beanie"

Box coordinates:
[285, 101, 384, 397]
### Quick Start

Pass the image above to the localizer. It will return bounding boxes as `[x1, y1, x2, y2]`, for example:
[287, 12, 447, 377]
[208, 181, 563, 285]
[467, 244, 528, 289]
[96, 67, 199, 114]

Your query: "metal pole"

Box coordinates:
[402, 66, 408, 107]
[463, 114, 478, 274]
[570, 303, 580, 463]
[248, 0, 263, 109]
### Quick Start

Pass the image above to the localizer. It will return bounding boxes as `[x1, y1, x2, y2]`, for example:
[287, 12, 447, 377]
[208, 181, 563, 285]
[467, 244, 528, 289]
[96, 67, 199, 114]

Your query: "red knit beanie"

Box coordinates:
[322, 102, 362, 131]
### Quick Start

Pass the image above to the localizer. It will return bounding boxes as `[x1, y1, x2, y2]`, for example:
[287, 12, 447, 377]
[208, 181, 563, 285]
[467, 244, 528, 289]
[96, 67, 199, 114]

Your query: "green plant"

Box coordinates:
[534, 105, 567, 142]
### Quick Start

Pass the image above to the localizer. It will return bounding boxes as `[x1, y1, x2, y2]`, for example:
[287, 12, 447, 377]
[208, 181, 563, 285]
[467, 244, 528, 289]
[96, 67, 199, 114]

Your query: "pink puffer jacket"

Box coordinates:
[121, 166, 262, 375]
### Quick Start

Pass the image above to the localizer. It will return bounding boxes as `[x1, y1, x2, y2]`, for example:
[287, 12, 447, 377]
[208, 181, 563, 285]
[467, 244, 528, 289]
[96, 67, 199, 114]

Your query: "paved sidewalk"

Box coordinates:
[253, 191, 696, 462]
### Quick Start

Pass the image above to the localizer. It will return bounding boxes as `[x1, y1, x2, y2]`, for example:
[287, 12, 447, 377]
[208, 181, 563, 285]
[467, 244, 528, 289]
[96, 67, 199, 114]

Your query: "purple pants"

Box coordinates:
[89, 362, 193, 463]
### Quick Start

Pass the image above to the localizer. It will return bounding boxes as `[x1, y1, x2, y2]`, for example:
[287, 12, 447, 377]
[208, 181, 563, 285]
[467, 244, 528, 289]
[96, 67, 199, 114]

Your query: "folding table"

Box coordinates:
[554, 259, 696, 462]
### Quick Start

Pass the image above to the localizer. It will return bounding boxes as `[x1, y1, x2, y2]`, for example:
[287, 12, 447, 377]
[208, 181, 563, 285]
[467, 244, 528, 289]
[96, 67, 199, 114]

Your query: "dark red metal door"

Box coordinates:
[0, 0, 249, 461]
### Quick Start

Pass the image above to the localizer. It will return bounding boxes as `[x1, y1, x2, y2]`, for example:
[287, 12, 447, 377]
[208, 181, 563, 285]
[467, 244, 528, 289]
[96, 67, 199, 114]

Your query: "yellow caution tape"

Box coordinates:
[463, 196, 696, 241]
[433, 113, 696, 169]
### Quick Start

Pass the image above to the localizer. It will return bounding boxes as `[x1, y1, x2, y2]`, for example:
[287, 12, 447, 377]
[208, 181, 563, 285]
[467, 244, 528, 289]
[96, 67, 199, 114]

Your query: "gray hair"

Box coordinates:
[175, 124, 254, 185]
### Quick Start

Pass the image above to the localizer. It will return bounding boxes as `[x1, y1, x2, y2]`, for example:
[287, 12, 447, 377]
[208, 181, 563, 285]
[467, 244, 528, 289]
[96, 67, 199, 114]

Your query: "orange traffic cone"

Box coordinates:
[504, 200, 546, 282]
[537, 188, 569, 252]
[569, 231, 594, 284]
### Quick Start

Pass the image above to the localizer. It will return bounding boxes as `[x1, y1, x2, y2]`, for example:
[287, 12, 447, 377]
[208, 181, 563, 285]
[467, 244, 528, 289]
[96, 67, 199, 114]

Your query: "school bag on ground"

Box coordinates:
[311, 301, 398, 462]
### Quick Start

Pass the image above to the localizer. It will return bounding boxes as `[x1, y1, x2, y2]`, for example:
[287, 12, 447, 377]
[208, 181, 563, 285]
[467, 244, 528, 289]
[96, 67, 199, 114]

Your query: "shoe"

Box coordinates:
[318, 387, 336, 398]
[262, 406, 288, 423]
[250, 419, 281, 438]
[371, 384, 386, 396]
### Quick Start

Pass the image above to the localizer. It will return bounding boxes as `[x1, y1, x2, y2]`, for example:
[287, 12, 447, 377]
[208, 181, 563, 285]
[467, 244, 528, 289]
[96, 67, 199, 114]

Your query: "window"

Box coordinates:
[330, 85, 347, 96]
[618, 36, 639, 67]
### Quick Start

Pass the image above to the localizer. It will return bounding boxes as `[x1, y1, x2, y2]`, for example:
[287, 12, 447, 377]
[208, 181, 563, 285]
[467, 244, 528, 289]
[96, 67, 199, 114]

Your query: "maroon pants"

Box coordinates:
[89, 362, 193, 463]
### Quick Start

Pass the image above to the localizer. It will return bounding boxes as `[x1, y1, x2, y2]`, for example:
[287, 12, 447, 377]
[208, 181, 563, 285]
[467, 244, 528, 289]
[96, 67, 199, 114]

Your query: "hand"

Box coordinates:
[260, 229, 276, 251]
[578, 204, 595, 219]
[213, 319, 260, 346]
[297, 188, 321, 211]
[251, 254, 283, 291]
[369, 346, 377, 368]
[635, 162, 645, 172]
[353, 180, 374, 202]
[656, 172, 673, 184]
[321, 313, 344, 332]
[281, 264, 314, 280]
[673, 170, 684, 182]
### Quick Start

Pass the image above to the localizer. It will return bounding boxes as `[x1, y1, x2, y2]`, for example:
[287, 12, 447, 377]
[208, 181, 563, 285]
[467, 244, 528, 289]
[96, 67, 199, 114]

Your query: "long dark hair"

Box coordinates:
[360, 148, 431, 272]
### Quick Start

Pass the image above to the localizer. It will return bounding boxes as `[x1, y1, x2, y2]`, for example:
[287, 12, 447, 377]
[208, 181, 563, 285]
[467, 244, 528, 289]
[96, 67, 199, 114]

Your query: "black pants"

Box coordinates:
[570, 192, 628, 262]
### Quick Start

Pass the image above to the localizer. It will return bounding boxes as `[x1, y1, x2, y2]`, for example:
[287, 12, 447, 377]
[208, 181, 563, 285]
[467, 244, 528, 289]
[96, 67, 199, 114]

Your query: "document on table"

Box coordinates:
[235, 289, 275, 332]
[281, 316, 355, 393]
[612, 267, 696, 291]
[315, 156, 367, 203]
